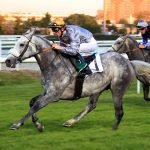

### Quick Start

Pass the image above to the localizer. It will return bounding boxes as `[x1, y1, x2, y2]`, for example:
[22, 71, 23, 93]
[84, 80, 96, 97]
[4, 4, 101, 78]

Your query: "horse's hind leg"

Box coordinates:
[111, 90, 124, 130]
[29, 95, 44, 132]
[143, 84, 150, 101]
[63, 93, 100, 127]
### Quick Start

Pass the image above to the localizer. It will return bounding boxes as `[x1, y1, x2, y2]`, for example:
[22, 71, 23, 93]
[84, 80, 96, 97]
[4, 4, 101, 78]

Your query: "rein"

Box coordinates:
[111, 35, 128, 52]
[17, 33, 74, 78]
[17, 34, 34, 62]
[112, 35, 140, 53]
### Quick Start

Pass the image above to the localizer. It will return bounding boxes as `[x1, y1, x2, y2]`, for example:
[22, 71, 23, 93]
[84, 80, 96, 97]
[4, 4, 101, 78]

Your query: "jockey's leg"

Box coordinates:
[63, 93, 100, 127]
[143, 84, 150, 101]
[69, 53, 92, 74]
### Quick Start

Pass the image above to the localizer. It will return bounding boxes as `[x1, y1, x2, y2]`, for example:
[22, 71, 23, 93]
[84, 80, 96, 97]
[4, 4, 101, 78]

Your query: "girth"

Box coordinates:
[61, 53, 94, 100]
[73, 73, 86, 100]
[72, 54, 96, 100]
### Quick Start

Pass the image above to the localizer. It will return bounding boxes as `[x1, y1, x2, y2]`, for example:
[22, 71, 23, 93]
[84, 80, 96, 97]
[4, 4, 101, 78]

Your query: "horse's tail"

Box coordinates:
[130, 60, 150, 84]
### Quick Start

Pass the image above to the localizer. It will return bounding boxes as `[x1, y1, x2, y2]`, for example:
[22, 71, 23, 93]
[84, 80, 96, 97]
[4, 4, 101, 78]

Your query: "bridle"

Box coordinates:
[17, 31, 42, 62]
[111, 35, 140, 53]
[16, 31, 74, 78]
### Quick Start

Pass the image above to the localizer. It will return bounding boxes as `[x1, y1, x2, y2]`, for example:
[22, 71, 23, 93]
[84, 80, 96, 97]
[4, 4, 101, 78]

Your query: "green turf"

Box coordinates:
[0, 71, 150, 150]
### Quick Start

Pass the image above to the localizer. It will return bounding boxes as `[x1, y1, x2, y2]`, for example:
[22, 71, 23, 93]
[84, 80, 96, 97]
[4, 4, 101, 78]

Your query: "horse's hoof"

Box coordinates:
[35, 122, 44, 132]
[10, 123, 21, 130]
[63, 119, 77, 127]
[63, 122, 72, 128]
[144, 98, 150, 101]
[112, 125, 118, 130]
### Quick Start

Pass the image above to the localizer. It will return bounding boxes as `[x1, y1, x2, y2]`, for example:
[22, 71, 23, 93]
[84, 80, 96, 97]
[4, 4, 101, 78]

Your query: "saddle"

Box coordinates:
[61, 53, 95, 100]
[70, 54, 95, 100]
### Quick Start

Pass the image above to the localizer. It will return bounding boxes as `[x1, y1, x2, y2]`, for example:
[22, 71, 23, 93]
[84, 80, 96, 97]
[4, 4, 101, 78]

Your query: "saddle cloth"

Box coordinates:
[89, 54, 103, 73]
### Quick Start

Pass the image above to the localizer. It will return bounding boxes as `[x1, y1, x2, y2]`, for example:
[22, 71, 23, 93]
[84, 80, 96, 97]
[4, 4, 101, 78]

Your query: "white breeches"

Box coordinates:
[79, 37, 98, 56]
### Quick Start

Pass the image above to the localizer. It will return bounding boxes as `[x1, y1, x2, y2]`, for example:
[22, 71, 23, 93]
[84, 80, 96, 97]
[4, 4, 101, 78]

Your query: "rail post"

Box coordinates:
[137, 80, 140, 94]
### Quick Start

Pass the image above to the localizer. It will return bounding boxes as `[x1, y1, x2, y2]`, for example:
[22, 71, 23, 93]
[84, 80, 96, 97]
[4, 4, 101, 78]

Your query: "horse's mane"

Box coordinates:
[36, 35, 52, 46]
[121, 35, 139, 47]
[128, 36, 139, 46]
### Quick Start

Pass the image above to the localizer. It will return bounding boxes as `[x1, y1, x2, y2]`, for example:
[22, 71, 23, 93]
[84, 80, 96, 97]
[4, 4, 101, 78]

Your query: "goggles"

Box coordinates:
[137, 26, 145, 30]
[51, 27, 60, 33]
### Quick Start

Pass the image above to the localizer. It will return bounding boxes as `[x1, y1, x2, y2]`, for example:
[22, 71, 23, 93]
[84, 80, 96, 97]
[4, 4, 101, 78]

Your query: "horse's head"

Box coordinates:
[5, 27, 51, 68]
[110, 35, 139, 54]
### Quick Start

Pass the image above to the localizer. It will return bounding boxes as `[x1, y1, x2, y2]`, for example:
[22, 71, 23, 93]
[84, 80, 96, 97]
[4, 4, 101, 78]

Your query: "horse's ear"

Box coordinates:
[34, 29, 42, 35]
[31, 27, 42, 34]
[25, 29, 31, 34]
[24, 27, 42, 35]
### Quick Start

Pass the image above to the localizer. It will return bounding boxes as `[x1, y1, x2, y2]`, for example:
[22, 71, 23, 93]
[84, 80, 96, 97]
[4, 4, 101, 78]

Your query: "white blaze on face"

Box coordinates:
[8, 33, 37, 59]
[8, 48, 20, 57]
[8, 36, 28, 58]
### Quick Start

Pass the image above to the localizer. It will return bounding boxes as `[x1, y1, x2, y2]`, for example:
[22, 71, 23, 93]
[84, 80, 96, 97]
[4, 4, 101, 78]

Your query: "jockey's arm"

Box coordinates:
[139, 35, 150, 50]
[144, 42, 150, 50]
[59, 30, 80, 55]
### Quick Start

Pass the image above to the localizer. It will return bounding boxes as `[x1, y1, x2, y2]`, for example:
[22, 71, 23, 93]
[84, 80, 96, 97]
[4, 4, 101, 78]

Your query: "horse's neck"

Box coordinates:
[34, 36, 75, 82]
[34, 36, 56, 71]
[35, 50, 57, 71]
[128, 50, 147, 61]
[126, 37, 146, 61]
[35, 51, 75, 77]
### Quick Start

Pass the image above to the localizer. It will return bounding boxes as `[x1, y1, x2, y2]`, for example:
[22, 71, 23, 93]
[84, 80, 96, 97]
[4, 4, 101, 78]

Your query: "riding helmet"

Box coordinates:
[136, 20, 148, 29]
[49, 18, 65, 28]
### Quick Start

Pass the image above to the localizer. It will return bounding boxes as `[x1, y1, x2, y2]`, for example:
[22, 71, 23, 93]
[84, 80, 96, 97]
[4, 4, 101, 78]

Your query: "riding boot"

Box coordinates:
[69, 53, 92, 75]
[76, 53, 92, 75]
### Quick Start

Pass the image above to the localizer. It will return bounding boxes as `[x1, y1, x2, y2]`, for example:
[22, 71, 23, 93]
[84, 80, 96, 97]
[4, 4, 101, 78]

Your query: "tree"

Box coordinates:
[107, 25, 117, 33]
[14, 17, 24, 34]
[106, 20, 111, 24]
[40, 12, 51, 27]
[0, 25, 4, 34]
[119, 18, 128, 25]
[23, 17, 40, 31]
[22, 13, 51, 34]
[118, 28, 127, 35]
[65, 14, 100, 33]
[0, 15, 5, 34]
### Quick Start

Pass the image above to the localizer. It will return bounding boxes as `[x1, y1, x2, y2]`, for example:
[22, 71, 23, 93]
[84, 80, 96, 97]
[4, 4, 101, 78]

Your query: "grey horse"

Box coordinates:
[5, 29, 150, 131]
[110, 35, 150, 101]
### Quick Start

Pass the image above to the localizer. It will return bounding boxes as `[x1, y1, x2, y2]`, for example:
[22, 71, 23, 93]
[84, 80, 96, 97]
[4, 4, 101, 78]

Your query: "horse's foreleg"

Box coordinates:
[29, 95, 44, 132]
[143, 84, 150, 101]
[10, 94, 58, 131]
[63, 94, 100, 127]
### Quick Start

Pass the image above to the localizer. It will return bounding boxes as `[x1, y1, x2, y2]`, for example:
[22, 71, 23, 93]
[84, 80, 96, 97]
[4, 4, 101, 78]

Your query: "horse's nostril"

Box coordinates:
[5, 59, 11, 67]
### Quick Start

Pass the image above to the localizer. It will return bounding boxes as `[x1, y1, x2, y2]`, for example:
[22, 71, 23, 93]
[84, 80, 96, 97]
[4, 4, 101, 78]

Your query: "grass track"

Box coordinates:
[0, 71, 150, 150]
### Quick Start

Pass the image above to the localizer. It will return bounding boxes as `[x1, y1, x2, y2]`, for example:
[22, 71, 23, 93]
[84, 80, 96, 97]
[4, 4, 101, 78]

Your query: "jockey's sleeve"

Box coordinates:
[142, 34, 150, 49]
[60, 30, 80, 55]
[144, 43, 150, 50]
[142, 34, 148, 44]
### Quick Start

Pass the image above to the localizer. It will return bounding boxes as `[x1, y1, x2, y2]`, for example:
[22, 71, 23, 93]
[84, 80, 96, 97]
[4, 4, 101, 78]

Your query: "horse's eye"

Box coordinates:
[20, 43, 25, 47]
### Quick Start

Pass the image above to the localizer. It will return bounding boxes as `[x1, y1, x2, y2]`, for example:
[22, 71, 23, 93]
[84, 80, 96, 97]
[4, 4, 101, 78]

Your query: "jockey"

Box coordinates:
[136, 20, 150, 50]
[48, 18, 98, 74]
